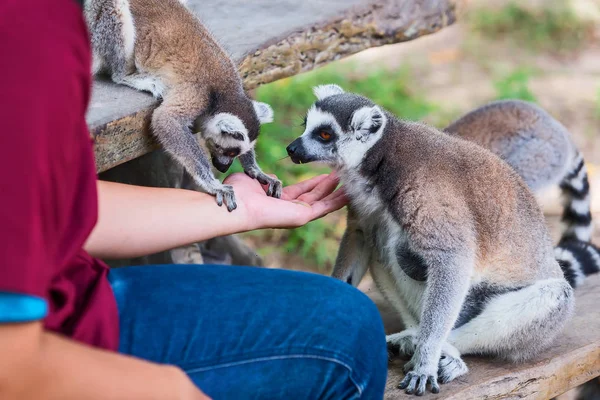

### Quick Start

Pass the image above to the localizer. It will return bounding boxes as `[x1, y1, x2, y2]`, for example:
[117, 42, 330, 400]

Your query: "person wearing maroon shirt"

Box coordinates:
[0, 0, 387, 399]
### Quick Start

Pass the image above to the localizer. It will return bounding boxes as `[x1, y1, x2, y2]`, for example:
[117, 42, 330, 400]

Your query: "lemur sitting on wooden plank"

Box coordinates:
[286, 85, 600, 396]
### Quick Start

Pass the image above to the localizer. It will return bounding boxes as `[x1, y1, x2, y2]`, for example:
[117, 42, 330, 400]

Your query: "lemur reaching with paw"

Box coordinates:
[286, 85, 600, 396]
[83, 0, 281, 211]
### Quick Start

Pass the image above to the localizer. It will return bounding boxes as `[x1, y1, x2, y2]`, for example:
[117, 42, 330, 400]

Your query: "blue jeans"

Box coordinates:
[108, 265, 387, 399]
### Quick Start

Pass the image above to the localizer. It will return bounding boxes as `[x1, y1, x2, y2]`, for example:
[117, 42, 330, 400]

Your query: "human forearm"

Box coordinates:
[85, 173, 346, 260]
[0, 323, 207, 400]
[85, 180, 252, 259]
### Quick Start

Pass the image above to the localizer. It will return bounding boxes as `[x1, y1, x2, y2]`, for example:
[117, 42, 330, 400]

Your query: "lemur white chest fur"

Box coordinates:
[286, 84, 599, 396]
[342, 168, 427, 323]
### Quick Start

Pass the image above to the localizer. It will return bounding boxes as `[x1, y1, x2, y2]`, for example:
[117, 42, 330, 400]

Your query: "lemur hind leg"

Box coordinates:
[448, 278, 574, 363]
[370, 267, 434, 366]
[114, 72, 166, 99]
[88, 0, 136, 78]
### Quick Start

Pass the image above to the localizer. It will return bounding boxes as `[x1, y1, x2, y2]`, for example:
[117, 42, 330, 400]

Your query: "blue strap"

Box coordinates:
[0, 292, 48, 323]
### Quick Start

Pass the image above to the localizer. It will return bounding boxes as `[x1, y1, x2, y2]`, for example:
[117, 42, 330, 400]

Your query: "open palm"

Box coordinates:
[224, 172, 348, 231]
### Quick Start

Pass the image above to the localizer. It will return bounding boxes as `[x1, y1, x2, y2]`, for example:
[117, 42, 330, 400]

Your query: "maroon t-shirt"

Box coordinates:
[0, 0, 119, 351]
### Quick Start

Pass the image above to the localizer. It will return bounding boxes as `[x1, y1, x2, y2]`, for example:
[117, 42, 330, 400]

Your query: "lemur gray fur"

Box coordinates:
[445, 99, 593, 245]
[83, 0, 281, 211]
[286, 85, 600, 396]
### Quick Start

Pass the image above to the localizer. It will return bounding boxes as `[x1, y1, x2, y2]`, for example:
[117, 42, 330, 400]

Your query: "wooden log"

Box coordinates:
[87, 0, 462, 172]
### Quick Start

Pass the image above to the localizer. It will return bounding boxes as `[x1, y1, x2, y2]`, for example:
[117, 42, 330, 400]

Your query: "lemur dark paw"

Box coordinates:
[250, 172, 282, 198]
[266, 177, 282, 198]
[399, 370, 440, 396]
[215, 185, 237, 212]
[400, 358, 440, 396]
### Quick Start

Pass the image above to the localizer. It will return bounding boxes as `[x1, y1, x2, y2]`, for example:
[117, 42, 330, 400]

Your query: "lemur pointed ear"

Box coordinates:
[351, 106, 385, 142]
[253, 101, 274, 124]
[313, 84, 345, 100]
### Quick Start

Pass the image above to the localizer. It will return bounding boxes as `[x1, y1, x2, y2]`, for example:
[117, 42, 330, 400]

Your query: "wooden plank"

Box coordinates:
[87, 0, 462, 172]
[369, 273, 600, 400]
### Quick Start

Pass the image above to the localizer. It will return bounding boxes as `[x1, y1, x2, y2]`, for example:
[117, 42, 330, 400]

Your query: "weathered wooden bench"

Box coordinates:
[87, 0, 600, 398]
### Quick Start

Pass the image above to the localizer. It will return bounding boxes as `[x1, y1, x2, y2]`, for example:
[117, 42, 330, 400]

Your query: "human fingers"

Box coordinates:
[303, 189, 348, 222]
[296, 172, 340, 204]
[281, 173, 330, 200]
[320, 186, 347, 203]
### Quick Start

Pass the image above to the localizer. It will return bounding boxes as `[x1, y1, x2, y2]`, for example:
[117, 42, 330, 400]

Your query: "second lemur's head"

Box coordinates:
[196, 91, 274, 173]
[286, 84, 387, 170]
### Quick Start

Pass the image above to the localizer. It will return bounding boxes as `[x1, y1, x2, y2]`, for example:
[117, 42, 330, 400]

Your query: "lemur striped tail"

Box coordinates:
[555, 239, 600, 288]
[559, 152, 593, 242]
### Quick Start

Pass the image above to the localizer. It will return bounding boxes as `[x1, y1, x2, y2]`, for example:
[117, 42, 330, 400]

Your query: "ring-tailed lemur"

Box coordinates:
[84, 0, 281, 211]
[286, 85, 600, 396]
[445, 99, 593, 245]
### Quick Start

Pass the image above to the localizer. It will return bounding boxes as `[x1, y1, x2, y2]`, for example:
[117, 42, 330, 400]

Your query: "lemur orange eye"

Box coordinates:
[319, 131, 331, 140]
[225, 151, 237, 158]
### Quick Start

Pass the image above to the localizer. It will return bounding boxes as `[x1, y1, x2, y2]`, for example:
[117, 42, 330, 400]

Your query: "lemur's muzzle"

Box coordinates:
[286, 138, 313, 164]
[212, 156, 234, 173]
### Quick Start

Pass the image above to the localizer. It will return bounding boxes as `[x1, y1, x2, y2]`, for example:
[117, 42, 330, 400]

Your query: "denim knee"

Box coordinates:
[320, 278, 388, 399]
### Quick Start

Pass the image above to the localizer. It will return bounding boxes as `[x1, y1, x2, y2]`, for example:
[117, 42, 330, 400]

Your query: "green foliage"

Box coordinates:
[236, 62, 438, 270]
[493, 68, 537, 102]
[469, 2, 593, 54]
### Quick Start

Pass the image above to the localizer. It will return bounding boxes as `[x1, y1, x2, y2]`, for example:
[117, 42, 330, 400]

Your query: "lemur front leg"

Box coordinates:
[238, 150, 282, 198]
[399, 250, 473, 395]
[331, 208, 370, 286]
[152, 100, 237, 211]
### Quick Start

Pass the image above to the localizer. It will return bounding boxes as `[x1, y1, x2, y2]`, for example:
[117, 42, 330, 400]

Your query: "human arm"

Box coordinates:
[85, 172, 347, 259]
[0, 321, 208, 400]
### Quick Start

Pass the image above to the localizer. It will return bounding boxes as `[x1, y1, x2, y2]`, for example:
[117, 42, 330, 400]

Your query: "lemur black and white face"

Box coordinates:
[286, 84, 386, 170]
[199, 100, 274, 173]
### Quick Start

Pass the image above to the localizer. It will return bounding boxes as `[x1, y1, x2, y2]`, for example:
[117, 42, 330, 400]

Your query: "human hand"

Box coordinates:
[223, 172, 348, 231]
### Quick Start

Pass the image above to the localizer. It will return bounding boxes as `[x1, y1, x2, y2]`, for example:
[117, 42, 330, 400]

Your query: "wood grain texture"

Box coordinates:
[87, 0, 461, 172]
[375, 273, 600, 400]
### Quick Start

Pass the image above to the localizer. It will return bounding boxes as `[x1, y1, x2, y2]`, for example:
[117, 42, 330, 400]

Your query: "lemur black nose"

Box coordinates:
[287, 138, 306, 164]
[286, 143, 297, 156]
